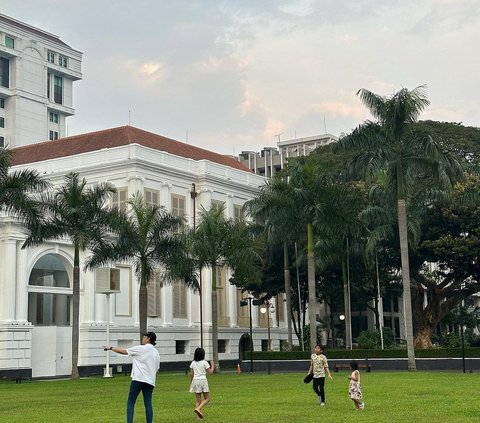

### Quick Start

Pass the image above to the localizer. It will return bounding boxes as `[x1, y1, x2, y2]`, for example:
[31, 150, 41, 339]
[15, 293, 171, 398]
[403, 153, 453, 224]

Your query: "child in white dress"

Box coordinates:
[189, 347, 215, 420]
[348, 361, 364, 410]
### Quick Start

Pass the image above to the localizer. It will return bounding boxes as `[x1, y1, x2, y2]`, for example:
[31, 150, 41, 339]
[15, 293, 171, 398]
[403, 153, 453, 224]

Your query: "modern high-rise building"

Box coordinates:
[0, 13, 82, 148]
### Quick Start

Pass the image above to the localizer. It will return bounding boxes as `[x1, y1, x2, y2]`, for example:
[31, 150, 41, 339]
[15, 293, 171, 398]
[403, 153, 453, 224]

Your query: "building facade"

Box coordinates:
[238, 134, 338, 177]
[0, 13, 82, 148]
[0, 14, 287, 379]
[0, 126, 288, 378]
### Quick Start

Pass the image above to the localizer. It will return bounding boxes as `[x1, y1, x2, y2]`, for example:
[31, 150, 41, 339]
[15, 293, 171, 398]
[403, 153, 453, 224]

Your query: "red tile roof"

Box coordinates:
[11, 126, 251, 172]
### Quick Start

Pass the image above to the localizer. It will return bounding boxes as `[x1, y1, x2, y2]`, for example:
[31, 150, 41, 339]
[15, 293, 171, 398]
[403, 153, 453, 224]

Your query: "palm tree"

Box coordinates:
[0, 146, 49, 224]
[189, 205, 259, 367]
[246, 175, 304, 350]
[23, 173, 115, 379]
[86, 193, 198, 341]
[338, 86, 462, 370]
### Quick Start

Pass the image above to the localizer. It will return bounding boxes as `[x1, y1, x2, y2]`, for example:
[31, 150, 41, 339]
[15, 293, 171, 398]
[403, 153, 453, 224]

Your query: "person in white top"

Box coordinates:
[104, 331, 160, 423]
[189, 347, 215, 420]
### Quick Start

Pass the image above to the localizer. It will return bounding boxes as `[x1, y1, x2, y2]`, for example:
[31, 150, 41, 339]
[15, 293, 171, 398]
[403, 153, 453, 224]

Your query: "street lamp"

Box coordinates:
[260, 301, 275, 351]
[190, 183, 203, 349]
[240, 297, 262, 373]
[339, 314, 345, 348]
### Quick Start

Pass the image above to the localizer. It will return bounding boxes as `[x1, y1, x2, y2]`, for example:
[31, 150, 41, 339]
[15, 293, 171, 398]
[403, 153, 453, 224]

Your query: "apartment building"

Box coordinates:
[0, 13, 82, 148]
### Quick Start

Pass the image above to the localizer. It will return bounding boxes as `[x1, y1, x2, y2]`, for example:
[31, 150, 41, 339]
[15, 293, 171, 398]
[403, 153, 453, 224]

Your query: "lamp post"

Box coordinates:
[104, 293, 112, 378]
[240, 297, 262, 373]
[190, 183, 203, 349]
[339, 314, 345, 349]
[459, 301, 466, 374]
[260, 301, 275, 351]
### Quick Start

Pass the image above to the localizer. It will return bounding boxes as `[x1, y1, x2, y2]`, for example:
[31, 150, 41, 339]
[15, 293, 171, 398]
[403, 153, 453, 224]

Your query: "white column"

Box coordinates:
[15, 243, 28, 323]
[127, 175, 145, 196]
[80, 254, 95, 324]
[226, 194, 234, 219]
[163, 285, 173, 326]
[271, 297, 278, 328]
[0, 239, 17, 322]
[202, 267, 212, 326]
[227, 270, 237, 327]
[252, 303, 259, 328]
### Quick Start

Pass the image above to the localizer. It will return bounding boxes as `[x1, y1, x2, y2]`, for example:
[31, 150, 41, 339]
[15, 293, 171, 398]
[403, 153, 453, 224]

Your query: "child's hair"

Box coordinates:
[193, 347, 205, 362]
[350, 360, 359, 370]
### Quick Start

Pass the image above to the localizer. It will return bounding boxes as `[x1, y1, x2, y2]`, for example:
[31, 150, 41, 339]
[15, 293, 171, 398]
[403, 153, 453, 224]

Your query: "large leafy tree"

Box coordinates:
[0, 146, 49, 224]
[338, 86, 462, 370]
[412, 173, 480, 347]
[86, 193, 198, 341]
[23, 173, 115, 379]
[189, 205, 259, 367]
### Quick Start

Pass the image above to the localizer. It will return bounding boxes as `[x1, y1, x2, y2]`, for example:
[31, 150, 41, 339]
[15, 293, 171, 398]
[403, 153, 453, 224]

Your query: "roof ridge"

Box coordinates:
[11, 125, 252, 173]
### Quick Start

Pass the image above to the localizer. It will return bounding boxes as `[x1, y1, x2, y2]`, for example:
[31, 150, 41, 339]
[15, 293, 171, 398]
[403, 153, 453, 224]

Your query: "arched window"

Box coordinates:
[28, 254, 72, 326]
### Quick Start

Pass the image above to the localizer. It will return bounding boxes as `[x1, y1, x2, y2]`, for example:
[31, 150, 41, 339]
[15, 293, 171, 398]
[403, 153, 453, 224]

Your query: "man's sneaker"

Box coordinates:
[320, 403, 325, 407]
[359, 403, 365, 410]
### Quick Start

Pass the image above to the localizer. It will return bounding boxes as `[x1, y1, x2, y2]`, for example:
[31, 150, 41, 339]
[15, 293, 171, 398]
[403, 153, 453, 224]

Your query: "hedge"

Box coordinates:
[246, 348, 480, 360]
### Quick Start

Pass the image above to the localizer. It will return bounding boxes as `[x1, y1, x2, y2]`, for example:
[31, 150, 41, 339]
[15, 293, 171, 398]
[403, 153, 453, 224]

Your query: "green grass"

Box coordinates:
[0, 371, 478, 422]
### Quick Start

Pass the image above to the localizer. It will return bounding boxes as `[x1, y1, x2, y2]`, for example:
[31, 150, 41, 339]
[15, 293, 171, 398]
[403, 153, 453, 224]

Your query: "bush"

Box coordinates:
[442, 333, 470, 348]
[248, 347, 480, 360]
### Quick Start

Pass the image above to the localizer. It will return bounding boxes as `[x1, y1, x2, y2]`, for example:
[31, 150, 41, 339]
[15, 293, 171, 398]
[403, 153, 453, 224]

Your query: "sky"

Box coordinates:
[2, 0, 480, 155]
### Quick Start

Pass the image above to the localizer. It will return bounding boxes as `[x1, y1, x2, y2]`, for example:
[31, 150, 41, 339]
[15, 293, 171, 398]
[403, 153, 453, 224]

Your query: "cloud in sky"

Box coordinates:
[2, 0, 480, 154]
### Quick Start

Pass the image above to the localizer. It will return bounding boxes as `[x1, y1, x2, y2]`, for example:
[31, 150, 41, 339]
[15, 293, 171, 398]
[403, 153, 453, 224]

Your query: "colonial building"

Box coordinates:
[0, 13, 287, 379]
[0, 125, 288, 378]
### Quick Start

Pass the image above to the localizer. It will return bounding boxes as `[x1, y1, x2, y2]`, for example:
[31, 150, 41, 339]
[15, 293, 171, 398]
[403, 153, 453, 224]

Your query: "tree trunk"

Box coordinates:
[414, 324, 434, 349]
[397, 199, 416, 370]
[307, 223, 317, 349]
[211, 266, 219, 370]
[71, 246, 80, 379]
[139, 281, 148, 342]
[283, 244, 293, 350]
[342, 259, 352, 349]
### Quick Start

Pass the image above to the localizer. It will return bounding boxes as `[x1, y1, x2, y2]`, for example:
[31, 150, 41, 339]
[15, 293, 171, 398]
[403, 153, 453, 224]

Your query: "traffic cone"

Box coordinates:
[236, 363, 241, 374]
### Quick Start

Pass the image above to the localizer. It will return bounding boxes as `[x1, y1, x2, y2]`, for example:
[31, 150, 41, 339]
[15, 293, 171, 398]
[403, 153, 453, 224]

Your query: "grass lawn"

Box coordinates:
[0, 370, 478, 422]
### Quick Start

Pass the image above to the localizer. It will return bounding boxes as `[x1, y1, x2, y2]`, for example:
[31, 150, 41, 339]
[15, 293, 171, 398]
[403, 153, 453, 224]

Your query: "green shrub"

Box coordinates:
[248, 347, 480, 360]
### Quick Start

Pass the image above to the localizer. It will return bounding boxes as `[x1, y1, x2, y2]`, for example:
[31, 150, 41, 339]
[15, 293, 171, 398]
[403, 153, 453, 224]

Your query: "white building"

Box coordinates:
[0, 125, 288, 378]
[238, 134, 338, 177]
[0, 13, 82, 148]
[0, 14, 287, 379]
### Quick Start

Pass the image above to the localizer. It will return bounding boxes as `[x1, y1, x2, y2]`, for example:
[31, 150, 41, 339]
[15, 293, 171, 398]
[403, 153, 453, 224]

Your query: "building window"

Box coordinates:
[112, 188, 128, 211]
[58, 55, 68, 67]
[47, 72, 51, 99]
[171, 194, 186, 218]
[173, 280, 187, 318]
[47, 51, 55, 63]
[147, 269, 162, 317]
[261, 340, 269, 352]
[28, 254, 71, 326]
[49, 130, 58, 140]
[0, 57, 9, 88]
[175, 340, 187, 354]
[211, 200, 224, 213]
[234, 205, 244, 221]
[49, 112, 59, 123]
[0, 136, 4, 147]
[144, 189, 159, 206]
[0, 98, 4, 108]
[5, 36, 14, 49]
[53, 75, 63, 104]
[218, 340, 227, 354]
[0, 117, 4, 128]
